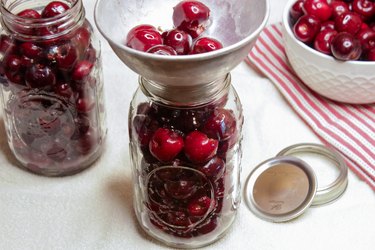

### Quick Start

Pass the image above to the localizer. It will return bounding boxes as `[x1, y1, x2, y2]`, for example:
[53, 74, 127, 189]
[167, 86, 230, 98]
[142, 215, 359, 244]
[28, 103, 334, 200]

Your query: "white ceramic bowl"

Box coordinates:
[282, 0, 375, 104]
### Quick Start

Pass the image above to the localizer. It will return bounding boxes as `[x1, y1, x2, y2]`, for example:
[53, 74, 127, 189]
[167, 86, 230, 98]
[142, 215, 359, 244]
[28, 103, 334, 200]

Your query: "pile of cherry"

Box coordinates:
[125, 0, 224, 55]
[0, 1, 102, 173]
[132, 98, 237, 237]
[290, 0, 375, 61]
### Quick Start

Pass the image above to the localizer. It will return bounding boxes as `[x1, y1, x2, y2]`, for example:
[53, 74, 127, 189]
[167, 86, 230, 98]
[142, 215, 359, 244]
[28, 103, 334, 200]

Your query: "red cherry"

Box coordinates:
[202, 108, 236, 141]
[290, 0, 306, 22]
[146, 45, 177, 55]
[54, 82, 74, 99]
[76, 96, 94, 113]
[187, 195, 212, 216]
[164, 179, 198, 199]
[72, 26, 91, 55]
[126, 24, 157, 42]
[330, 1, 350, 19]
[356, 28, 375, 51]
[17, 9, 41, 19]
[72, 60, 93, 81]
[303, 0, 333, 21]
[190, 37, 223, 54]
[25, 63, 56, 88]
[352, 0, 375, 19]
[196, 215, 218, 234]
[149, 128, 184, 163]
[173, 0, 211, 38]
[331, 32, 362, 60]
[4, 55, 25, 85]
[314, 29, 338, 54]
[46, 43, 78, 70]
[184, 131, 218, 164]
[197, 156, 225, 180]
[41, 1, 70, 18]
[163, 29, 192, 55]
[0, 35, 16, 54]
[20, 42, 43, 60]
[335, 12, 363, 35]
[126, 29, 162, 52]
[293, 14, 322, 43]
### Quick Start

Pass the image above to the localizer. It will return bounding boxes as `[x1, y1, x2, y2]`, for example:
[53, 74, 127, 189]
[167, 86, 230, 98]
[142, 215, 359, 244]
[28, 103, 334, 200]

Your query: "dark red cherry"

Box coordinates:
[149, 128, 184, 163]
[190, 37, 223, 54]
[72, 60, 93, 81]
[72, 26, 91, 55]
[314, 29, 338, 54]
[331, 32, 362, 60]
[290, 0, 306, 22]
[0, 35, 16, 54]
[335, 12, 362, 35]
[76, 96, 94, 113]
[4, 55, 25, 85]
[187, 195, 212, 216]
[126, 28, 162, 52]
[352, 0, 375, 19]
[20, 42, 43, 60]
[198, 156, 225, 180]
[184, 131, 218, 164]
[196, 215, 218, 234]
[41, 1, 70, 18]
[54, 82, 74, 99]
[164, 179, 198, 199]
[17, 9, 41, 19]
[25, 63, 56, 88]
[173, 0, 211, 38]
[303, 0, 333, 21]
[330, 1, 350, 19]
[202, 108, 236, 141]
[356, 28, 375, 51]
[146, 45, 177, 55]
[46, 43, 78, 70]
[293, 14, 322, 43]
[163, 29, 192, 55]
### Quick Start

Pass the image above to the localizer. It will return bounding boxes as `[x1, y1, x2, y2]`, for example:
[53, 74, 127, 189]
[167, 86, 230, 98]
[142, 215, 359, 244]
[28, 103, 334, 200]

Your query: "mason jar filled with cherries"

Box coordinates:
[0, 0, 106, 176]
[129, 74, 243, 248]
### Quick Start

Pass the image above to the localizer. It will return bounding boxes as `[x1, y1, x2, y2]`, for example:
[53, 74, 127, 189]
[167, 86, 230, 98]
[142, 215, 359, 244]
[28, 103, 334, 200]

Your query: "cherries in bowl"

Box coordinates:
[282, 0, 375, 104]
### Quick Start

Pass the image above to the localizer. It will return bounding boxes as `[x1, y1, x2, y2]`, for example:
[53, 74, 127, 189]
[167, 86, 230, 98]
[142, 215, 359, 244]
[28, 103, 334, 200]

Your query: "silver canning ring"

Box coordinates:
[276, 143, 348, 206]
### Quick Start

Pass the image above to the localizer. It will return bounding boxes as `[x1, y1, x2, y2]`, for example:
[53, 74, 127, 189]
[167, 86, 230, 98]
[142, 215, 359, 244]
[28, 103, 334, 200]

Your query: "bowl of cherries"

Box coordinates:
[282, 0, 375, 104]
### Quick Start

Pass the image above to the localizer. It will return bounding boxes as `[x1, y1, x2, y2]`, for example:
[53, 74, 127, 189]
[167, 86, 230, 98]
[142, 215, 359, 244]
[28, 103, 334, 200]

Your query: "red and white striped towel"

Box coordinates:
[248, 23, 375, 191]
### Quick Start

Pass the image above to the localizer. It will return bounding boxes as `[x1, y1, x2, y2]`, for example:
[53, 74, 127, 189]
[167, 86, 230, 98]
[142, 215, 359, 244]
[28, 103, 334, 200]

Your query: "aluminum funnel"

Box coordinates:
[94, 0, 269, 86]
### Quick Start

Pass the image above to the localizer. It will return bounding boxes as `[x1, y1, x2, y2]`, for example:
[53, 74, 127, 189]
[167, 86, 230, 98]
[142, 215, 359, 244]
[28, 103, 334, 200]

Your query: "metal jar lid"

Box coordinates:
[245, 143, 348, 222]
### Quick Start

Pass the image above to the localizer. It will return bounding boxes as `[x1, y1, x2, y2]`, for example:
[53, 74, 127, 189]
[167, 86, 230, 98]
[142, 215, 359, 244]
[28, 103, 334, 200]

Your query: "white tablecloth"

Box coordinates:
[1, 0, 374, 249]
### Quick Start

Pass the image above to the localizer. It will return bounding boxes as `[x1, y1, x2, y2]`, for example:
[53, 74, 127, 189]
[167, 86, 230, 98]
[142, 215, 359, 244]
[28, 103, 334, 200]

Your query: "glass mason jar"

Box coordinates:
[0, 0, 106, 176]
[129, 74, 243, 248]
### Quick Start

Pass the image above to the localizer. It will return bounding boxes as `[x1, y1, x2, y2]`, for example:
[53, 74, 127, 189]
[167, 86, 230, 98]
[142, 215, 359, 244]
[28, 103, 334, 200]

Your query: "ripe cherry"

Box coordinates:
[41, 1, 70, 18]
[352, 0, 375, 19]
[293, 14, 322, 43]
[335, 12, 362, 35]
[202, 108, 236, 141]
[197, 156, 225, 180]
[330, 1, 350, 19]
[25, 63, 56, 88]
[17, 9, 41, 19]
[72, 60, 93, 81]
[331, 32, 362, 60]
[366, 47, 375, 60]
[190, 37, 223, 54]
[172, 0, 211, 38]
[184, 131, 218, 164]
[187, 195, 212, 216]
[163, 28, 192, 55]
[290, 0, 305, 22]
[126, 28, 163, 52]
[149, 128, 184, 163]
[146, 45, 177, 55]
[20, 42, 43, 60]
[320, 20, 335, 31]
[302, 0, 333, 22]
[356, 28, 375, 51]
[314, 28, 338, 54]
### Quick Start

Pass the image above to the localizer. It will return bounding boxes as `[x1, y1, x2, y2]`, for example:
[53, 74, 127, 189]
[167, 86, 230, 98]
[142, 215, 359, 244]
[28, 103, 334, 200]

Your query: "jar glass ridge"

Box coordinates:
[0, 0, 106, 176]
[129, 75, 243, 248]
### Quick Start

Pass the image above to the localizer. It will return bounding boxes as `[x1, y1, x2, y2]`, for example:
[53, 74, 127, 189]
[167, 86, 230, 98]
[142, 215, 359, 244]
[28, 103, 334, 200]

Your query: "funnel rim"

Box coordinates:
[94, 0, 270, 62]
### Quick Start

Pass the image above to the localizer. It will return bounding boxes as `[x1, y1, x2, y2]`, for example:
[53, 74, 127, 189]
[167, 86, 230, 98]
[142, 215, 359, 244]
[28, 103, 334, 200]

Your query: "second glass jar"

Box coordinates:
[129, 74, 243, 248]
[0, 0, 106, 176]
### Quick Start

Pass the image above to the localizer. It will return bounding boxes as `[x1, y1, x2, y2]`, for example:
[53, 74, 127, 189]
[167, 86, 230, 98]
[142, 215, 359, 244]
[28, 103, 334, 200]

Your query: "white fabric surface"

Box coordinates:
[0, 0, 374, 249]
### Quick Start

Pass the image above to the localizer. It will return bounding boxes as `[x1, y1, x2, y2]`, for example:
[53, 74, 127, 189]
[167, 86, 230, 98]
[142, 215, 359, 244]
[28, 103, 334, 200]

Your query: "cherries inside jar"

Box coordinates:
[0, 0, 106, 176]
[129, 75, 242, 248]
[290, 0, 375, 61]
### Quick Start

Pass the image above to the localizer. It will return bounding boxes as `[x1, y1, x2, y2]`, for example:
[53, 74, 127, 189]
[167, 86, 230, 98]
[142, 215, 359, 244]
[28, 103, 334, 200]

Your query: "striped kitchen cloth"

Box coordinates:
[247, 23, 375, 190]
